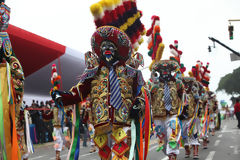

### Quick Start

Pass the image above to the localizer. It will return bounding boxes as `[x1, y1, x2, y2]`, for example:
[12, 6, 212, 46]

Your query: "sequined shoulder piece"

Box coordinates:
[126, 65, 144, 86]
[79, 66, 99, 83]
[0, 32, 13, 57]
[176, 78, 184, 90]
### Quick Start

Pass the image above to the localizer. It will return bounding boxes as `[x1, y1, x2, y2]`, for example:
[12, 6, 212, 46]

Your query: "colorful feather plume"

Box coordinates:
[191, 61, 210, 87]
[146, 15, 165, 70]
[169, 40, 186, 74]
[90, 0, 145, 51]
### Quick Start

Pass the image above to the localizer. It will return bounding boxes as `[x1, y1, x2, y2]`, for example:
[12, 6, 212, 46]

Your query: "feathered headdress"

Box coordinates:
[191, 61, 210, 88]
[146, 15, 165, 70]
[90, 0, 145, 51]
[51, 64, 61, 90]
[169, 40, 185, 74]
[201, 62, 210, 87]
[146, 15, 160, 36]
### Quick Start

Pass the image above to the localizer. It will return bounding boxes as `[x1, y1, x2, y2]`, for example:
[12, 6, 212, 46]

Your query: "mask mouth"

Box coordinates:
[104, 51, 114, 62]
[104, 50, 112, 55]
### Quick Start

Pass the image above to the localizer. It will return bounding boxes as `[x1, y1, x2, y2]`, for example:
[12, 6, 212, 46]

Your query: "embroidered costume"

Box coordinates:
[0, 1, 31, 159]
[148, 60, 185, 160]
[179, 76, 204, 159]
[50, 1, 151, 158]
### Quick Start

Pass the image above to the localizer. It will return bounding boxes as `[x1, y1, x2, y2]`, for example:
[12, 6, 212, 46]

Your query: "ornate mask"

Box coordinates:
[100, 40, 118, 66]
[151, 60, 180, 83]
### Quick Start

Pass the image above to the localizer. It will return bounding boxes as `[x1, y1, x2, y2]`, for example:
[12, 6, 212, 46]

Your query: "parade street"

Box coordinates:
[29, 119, 240, 160]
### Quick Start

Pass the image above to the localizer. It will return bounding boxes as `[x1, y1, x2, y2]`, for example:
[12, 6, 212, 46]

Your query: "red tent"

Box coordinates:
[7, 24, 67, 77]
[6, 24, 86, 98]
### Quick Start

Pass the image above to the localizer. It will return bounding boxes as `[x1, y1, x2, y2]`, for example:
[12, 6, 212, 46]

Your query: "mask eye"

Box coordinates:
[154, 72, 160, 78]
[102, 46, 106, 50]
[151, 71, 160, 82]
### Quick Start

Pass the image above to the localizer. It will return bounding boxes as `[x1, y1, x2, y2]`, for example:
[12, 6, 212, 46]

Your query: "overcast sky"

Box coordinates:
[7, 0, 240, 105]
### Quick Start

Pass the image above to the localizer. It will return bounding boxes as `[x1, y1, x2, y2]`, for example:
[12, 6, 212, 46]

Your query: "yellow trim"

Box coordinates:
[119, 12, 141, 31]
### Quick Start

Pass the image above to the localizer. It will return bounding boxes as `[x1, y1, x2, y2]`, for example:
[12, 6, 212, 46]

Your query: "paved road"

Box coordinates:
[29, 119, 240, 160]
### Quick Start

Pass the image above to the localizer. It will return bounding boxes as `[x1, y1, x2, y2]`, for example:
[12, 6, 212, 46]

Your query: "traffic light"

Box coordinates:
[228, 25, 234, 40]
[208, 46, 211, 52]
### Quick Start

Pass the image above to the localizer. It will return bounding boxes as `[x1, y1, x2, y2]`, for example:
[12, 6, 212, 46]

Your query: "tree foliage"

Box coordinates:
[217, 66, 240, 95]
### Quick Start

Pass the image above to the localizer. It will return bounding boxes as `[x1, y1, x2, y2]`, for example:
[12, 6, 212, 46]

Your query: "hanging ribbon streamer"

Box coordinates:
[0, 135, 2, 160]
[10, 83, 20, 160]
[206, 115, 210, 136]
[135, 118, 143, 160]
[0, 65, 7, 160]
[24, 110, 34, 154]
[6, 62, 11, 102]
[202, 104, 209, 137]
[54, 100, 70, 133]
[69, 103, 81, 160]
[67, 105, 76, 160]
[144, 89, 150, 160]
[139, 118, 143, 160]
[188, 103, 199, 136]
[176, 103, 183, 136]
[1, 65, 12, 160]
[129, 120, 136, 160]
[176, 118, 182, 143]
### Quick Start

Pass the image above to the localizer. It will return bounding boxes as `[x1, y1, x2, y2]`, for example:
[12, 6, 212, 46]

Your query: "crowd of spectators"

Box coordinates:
[22, 100, 54, 144]
[22, 99, 91, 148]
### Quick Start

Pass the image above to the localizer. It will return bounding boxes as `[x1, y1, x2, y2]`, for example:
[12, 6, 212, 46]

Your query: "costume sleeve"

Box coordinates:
[58, 79, 92, 106]
[129, 72, 146, 120]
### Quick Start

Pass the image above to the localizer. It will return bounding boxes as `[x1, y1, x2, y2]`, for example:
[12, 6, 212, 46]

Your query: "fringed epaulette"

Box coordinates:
[79, 66, 99, 83]
[0, 32, 13, 58]
[126, 64, 144, 86]
[176, 78, 184, 90]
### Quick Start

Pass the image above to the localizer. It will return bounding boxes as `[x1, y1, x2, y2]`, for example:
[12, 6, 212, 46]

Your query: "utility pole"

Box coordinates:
[228, 19, 240, 22]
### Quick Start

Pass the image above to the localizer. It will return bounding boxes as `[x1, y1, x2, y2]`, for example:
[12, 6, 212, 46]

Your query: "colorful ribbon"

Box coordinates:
[24, 110, 34, 154]
[144, 89, 150, 160]
[128, 120, 136, 160]
[188, 103, 199, 136]
[135, 118, 143, 160]
[0, 65, 7, 160]
[68, 103, 81, 160]
[1, 64, 12, 159]
[10, 88, 20, 160]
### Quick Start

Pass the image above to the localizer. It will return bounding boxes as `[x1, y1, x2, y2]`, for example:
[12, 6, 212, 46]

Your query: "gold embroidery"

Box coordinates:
[90, 66, 134, 132]
[151, 82, 180, 119]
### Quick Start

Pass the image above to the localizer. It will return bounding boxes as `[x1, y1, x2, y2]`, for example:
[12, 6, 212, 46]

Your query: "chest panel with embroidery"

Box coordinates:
[151, 81, 180, 118]
[90, 66, 134, 125]
[186, 94, 195, 118]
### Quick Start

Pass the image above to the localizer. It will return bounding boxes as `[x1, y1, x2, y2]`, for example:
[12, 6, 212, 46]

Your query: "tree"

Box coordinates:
[217, 66, 240, 95]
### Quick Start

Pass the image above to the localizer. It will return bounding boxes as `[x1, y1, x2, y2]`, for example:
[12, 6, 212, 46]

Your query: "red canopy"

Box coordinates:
[6, 24, 86, 98]
[7, 24, 66, 77]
